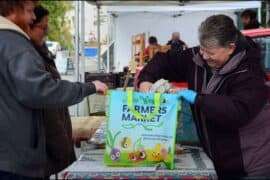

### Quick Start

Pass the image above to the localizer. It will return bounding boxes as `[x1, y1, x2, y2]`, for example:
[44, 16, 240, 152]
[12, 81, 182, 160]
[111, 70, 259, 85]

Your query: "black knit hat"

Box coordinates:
[33, 5, 49, 25]
[241, 9, 257, 19]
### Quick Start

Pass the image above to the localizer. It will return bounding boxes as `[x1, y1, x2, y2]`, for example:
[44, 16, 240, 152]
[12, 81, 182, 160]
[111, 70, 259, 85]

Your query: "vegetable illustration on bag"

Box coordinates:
[119, 136, 132, 149]
[128, 138, 146, 162]
[149, 143, 172, 163]
[106, 130, 121, 161]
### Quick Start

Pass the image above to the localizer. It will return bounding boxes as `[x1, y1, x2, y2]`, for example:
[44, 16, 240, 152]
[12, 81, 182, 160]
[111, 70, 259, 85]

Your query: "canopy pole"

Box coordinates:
[75, 1, 80, 116]
[80, 1, 85, 82]
[97, 4, 101, 72]
[106, 14, 111, 73]
[258, 7, 261, 24]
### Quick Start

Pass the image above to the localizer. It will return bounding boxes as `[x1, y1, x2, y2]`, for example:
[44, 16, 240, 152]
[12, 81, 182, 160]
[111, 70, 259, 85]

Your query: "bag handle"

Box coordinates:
[127, 90, 161, 120]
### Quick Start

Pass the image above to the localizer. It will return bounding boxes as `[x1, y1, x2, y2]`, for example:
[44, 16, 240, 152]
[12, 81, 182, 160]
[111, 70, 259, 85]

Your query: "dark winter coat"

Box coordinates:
[138, 35, 270, 178]
[33, 44, 76, 177]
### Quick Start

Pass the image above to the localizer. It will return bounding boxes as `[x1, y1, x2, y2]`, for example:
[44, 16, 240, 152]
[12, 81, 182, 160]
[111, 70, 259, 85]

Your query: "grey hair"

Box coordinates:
[198, 15, 239, 48]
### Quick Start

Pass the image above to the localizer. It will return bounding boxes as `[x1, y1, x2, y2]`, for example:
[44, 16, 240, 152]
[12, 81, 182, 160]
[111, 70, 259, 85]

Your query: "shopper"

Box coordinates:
[138, 14, 270, 179]
[167, 32, 188, 53]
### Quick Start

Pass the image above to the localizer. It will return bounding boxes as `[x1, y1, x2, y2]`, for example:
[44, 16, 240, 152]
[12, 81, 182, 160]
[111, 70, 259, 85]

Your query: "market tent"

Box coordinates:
[87, 0, 190, 6]
[105, 1, 261, 12]
[85, 1, 261, 71]
[73, 0, 260, 115]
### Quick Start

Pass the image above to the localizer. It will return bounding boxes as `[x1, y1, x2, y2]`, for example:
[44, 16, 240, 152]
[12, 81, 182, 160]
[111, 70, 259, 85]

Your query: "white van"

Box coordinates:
[46, 41, 61, 56]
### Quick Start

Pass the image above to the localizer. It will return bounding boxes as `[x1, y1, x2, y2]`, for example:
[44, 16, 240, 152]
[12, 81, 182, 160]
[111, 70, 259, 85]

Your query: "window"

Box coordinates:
[252, 36, 270, 73]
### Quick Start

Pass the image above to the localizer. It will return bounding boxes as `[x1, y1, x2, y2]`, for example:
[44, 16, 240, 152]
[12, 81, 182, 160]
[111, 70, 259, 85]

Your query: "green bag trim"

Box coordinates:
[107, 130, 113, 148]
[122, 121, 164, 131]
[106, 90, 113, 148]
[170, 99, 180, 169]
[127, 90, 161, 120]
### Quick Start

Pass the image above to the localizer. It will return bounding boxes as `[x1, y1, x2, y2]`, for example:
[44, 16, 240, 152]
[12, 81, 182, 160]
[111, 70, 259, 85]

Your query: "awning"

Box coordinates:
[105, 1, 261, 13]
[86, 0, 188, 6]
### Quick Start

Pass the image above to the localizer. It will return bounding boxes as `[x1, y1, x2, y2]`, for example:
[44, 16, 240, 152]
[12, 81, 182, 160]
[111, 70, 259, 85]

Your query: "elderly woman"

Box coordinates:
[138, 15, 270, 179]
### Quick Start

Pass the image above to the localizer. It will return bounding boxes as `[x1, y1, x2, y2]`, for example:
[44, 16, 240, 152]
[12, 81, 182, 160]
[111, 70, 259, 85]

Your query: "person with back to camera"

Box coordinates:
[138, 14, 270, 179]
[167, 32, 188, 53]
[144, 36, 161, 58]
[0, 0, 108, 179]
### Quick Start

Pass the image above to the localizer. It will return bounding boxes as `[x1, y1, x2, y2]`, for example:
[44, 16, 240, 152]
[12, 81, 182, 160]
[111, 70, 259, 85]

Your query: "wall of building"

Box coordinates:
[113, 10, 236, 71]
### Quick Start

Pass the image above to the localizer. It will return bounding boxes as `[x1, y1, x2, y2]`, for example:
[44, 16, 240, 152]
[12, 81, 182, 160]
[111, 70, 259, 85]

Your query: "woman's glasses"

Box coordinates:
[34, 25, 49, 33]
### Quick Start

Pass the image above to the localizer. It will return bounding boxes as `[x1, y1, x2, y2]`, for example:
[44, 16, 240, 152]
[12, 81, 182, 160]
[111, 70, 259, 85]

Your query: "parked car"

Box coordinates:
[241, 28, 270, 80]
[46, 40, 61, 56]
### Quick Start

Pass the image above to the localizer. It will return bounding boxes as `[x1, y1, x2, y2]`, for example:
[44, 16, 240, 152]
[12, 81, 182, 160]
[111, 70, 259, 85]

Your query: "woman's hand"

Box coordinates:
[92, 80, 108, 95]
[139, 81, 153, 93]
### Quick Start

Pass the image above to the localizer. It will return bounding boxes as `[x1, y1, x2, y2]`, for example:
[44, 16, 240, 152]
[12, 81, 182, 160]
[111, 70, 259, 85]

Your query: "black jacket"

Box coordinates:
[34, 44, 76, 176]
[167, 39, 186, 52]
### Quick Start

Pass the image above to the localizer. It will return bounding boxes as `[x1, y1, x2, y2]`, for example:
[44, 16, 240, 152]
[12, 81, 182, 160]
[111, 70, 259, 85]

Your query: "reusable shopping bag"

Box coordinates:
[176, 100, 200, 145]
[104, 90, 179, 169]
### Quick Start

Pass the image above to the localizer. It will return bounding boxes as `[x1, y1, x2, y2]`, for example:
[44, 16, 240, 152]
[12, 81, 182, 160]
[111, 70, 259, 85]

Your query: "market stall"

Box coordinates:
[85, 1, 261, 72]
[67, 1, 263, 179]
[63, 145, 217, 179]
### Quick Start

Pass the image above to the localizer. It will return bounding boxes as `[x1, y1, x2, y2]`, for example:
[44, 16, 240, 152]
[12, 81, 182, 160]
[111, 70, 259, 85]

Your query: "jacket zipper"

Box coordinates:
[194, 66, 213, 158]
[194, 55, 248, 159]
[192, 47, 214, 158]
[192, 48, 212, 158]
